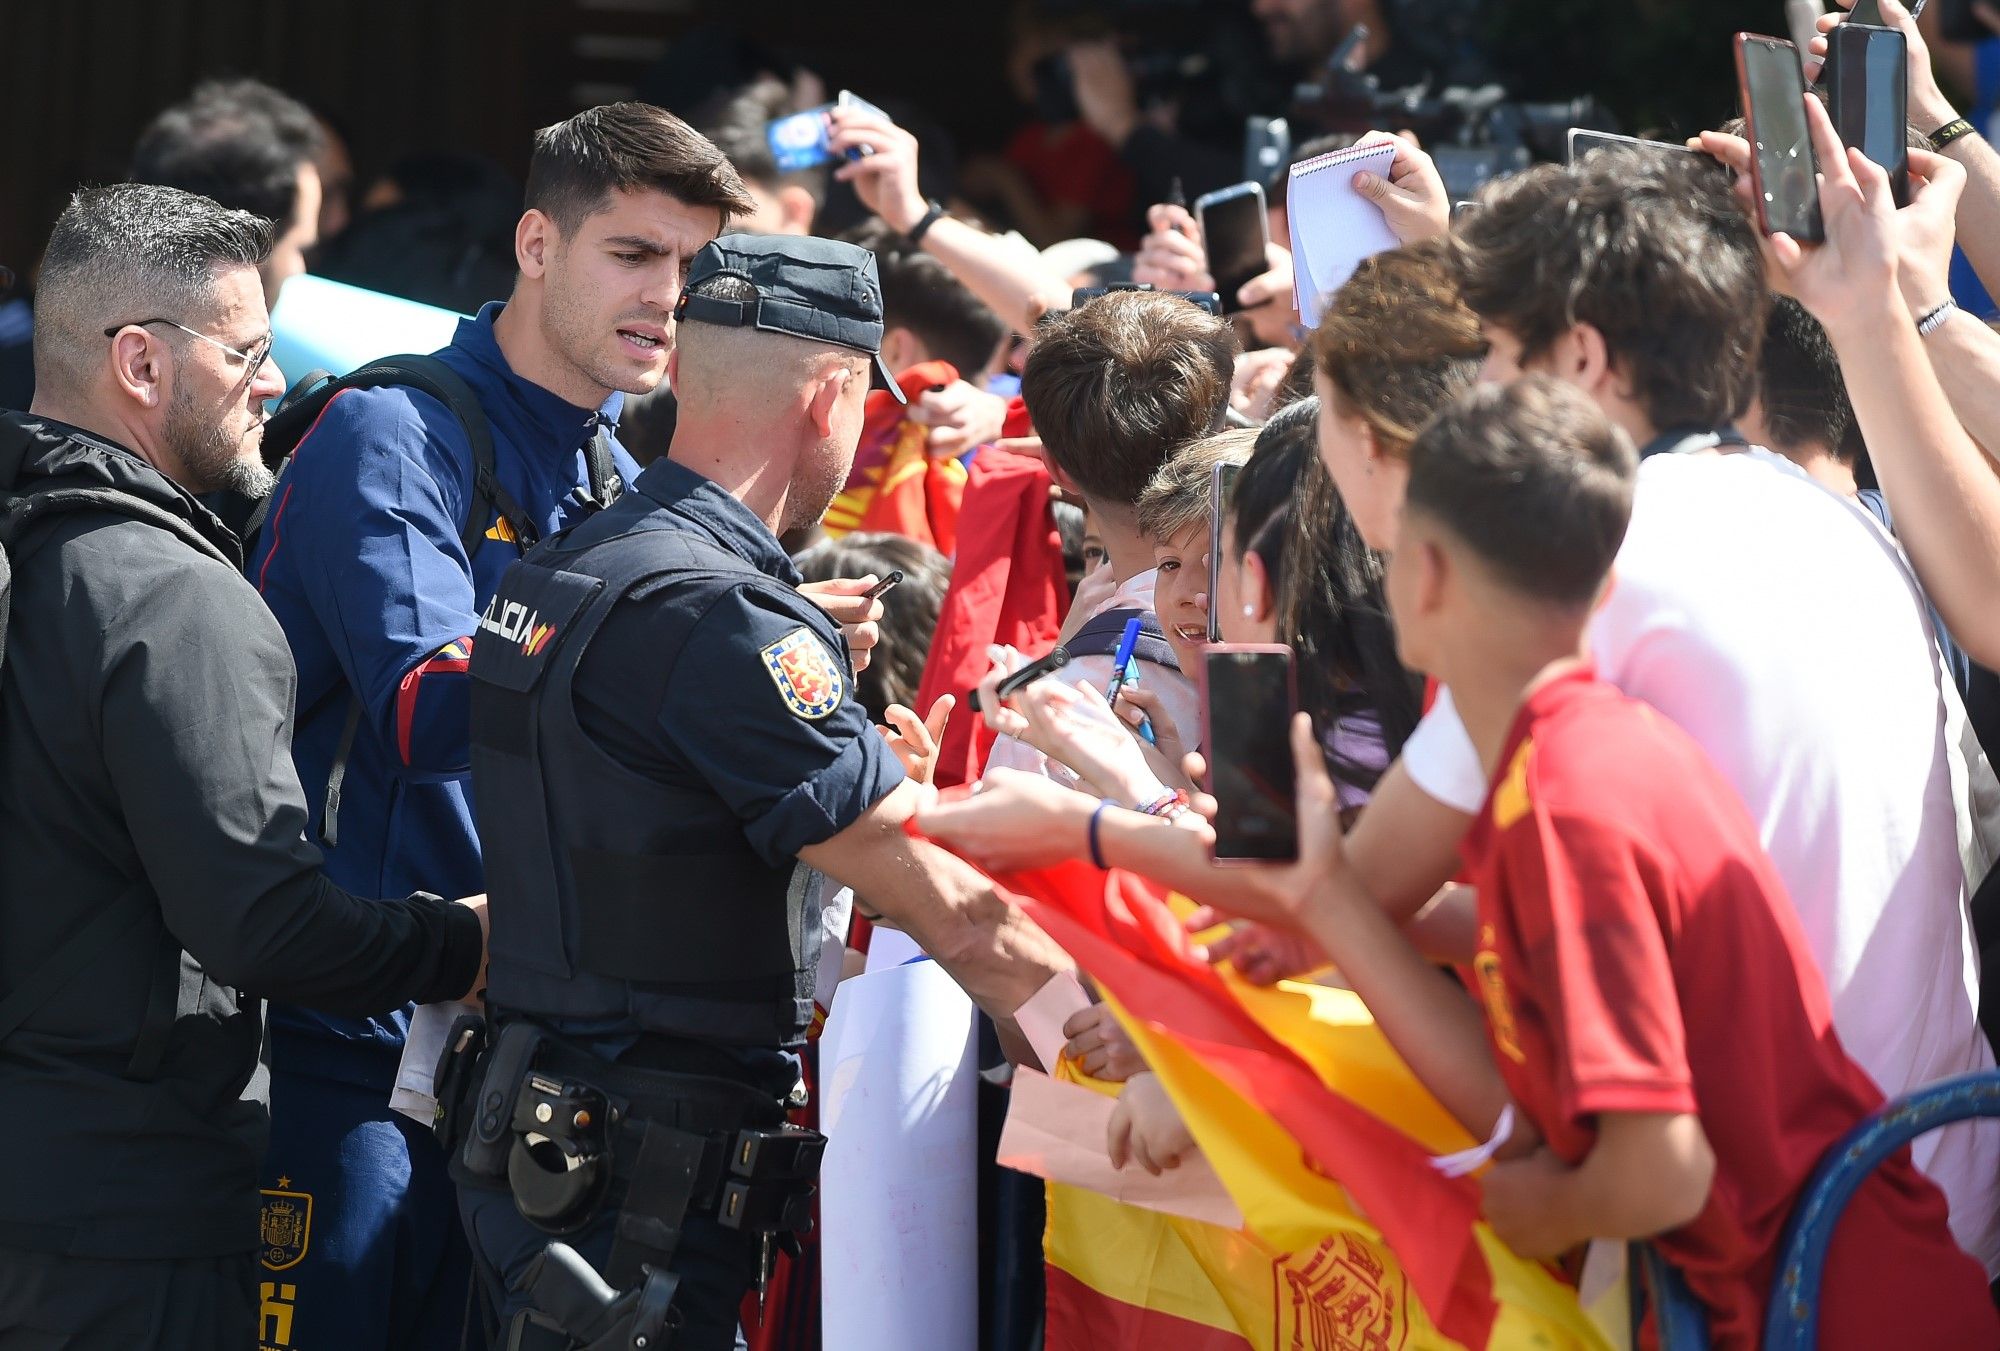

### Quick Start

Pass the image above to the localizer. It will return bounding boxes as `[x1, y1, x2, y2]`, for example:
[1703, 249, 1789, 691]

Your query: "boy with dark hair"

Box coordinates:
[244, 104, 773, 1351]
[1451, 148, 1761, 440]
[842, 220, 1009, 381]
[983, 290, 1238, 777]
[1292, 375, 2000, 1347]
[699, 79, 827, 237]
[1745, 296, 1859, 495]
[1362, 146, 2000, 1269]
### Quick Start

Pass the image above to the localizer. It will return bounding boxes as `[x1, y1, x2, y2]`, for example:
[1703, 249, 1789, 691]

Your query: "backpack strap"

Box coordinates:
[270, 355, 533, 849]
[335, 354, 537, 559]
[1066, 606, 1183, 674]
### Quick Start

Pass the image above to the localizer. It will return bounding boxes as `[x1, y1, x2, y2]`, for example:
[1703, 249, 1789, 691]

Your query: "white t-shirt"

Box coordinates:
[1403, 448, 2000, 1270]
[982, 568, 1202, 783]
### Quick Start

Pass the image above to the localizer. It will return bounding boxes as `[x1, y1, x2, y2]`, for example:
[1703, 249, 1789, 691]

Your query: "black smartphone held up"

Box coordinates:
[1206, 462, 1242, 643]
[1194, 182, 1270, 315]
[765, 91, 889, 173]
[1736, 34, 1825, 243]
[1826, 22, 1911, 205]
[1201, 645, 1299, 863]
[1071, 283, 1224, 316]
[1848, 0, 1928, 26]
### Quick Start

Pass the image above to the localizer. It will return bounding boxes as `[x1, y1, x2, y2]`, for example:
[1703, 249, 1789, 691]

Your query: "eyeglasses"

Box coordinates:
[104, 318, 276, 379]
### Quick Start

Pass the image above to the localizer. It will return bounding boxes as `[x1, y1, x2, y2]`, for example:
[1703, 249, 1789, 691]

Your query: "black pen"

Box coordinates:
[1167, 177, 1188, 234]
[863, 570, 904, 602]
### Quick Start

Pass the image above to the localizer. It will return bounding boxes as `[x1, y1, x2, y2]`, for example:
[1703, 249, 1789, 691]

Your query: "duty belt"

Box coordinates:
[438, 1016, 823, 1289]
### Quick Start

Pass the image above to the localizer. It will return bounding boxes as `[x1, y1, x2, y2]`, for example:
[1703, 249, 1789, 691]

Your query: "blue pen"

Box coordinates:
[1103, 617, 1157, 744]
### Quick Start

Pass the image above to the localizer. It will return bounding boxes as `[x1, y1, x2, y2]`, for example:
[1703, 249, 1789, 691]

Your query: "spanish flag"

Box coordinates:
[962, 853, 1612, 1350]
[822, 358, 968, 554]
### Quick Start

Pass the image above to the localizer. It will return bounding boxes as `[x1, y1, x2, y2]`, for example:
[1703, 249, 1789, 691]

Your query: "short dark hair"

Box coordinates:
[129, 78, 323, 229]
[792, 533, 952, 721]
[1021, 290, 1239, 507]
[1405, 377, 1637, 607]
[842, 221, 1007, 377]
[701, 79, 829, 205]
[1450, 147, 1765, 432]
[526, 102, 756, 235]
[1758, 297, 1853, 460]
[34, 183, 273, 391]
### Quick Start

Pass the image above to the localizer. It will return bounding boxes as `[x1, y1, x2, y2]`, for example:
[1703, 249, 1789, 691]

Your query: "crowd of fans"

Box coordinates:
[19, 0, 2000, 1347]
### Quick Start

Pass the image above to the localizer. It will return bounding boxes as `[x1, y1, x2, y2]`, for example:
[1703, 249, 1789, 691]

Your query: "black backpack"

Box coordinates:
[247, 354, 620, 848]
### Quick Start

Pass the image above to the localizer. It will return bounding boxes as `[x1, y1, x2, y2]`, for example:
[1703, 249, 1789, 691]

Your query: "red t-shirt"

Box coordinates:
[1461, 668, 1998, 1350]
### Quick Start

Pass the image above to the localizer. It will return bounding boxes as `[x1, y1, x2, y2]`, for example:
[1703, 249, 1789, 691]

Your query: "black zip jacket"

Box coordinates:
[0, 410, 481, 1259]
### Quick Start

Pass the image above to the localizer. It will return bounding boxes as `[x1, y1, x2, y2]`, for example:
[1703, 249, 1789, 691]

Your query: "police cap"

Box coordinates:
[678, 234, 907, 403]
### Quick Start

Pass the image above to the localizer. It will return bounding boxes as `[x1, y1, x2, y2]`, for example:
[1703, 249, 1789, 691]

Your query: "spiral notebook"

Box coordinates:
[1287, 140, 1400, 327]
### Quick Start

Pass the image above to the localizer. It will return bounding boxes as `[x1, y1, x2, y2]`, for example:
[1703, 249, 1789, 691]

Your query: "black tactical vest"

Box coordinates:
[469, 514, 817, 1048]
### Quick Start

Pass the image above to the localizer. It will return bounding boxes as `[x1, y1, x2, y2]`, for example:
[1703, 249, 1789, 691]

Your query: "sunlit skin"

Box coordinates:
[1213, 516, 1279, 644]
[1150, 518, 1211, 672]
[88, 264, 288, 494]
[498, 187, 724, 409]
[1312, 372, 1406, 554]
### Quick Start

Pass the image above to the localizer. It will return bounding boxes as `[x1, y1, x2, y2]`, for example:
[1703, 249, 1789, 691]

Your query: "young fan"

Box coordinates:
[1285, 379, 1999, 1347]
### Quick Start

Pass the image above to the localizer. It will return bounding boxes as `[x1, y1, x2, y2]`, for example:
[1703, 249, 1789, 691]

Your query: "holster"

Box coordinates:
[441, 1019, 825, 1288]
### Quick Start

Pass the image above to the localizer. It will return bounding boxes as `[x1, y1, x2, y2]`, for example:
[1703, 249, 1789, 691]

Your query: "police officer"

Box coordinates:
[456, 235, 1067, 1349]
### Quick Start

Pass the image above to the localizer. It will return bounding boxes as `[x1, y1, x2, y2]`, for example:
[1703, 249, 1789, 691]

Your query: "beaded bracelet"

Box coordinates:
[1137, 788, 1191, 821]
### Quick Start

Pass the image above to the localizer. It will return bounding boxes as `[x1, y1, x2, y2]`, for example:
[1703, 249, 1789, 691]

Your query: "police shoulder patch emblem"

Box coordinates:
[259, 1184, 313, 1271]
[761, 627, 844, 720]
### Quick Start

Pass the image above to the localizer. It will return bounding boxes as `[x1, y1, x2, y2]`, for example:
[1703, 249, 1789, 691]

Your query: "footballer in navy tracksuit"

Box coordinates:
[248, 303, 640, 1350]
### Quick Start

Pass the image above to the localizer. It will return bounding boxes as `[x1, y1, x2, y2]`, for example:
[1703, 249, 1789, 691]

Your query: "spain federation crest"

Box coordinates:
[761, 628, 844, 720]
[260, 1186, 312, 1271]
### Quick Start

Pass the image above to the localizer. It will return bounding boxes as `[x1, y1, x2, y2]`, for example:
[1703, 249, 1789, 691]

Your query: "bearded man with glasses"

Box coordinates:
[0, 184, 489, 1350]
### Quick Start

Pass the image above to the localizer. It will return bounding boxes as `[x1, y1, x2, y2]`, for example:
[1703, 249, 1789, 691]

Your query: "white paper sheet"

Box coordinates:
[1011, 973, 1092, 1073]
[1287, 141, 1400, 327]
[820, 960, 978, 1351]
[387, 1001, 463, 1127]
[997, 1069, 1244, 1229]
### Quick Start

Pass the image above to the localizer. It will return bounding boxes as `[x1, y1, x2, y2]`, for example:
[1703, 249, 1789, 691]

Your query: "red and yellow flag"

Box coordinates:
[961, 853, 1613, 1350]
[822, 359, 969, 554]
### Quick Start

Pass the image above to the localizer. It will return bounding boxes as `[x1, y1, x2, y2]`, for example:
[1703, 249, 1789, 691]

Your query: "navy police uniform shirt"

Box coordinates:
[562, 456, 905, 1088]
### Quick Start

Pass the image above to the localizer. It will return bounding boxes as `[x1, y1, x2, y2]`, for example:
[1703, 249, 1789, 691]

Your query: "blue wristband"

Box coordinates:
[1088, 799, 1112, 870]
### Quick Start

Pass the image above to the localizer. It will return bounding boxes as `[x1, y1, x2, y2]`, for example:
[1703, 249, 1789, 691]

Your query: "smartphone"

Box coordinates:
[1071, 283, 1224, 316]
[862, 569, 905, 602]
[968, 645, 1072, 712]
[1845, 0, 1926, 25]
[1201, 645, 1299, 863]
[1243, 116, 1292, 189]
[765, 91, 890, 174]
[1206, 462, 1242, 643]
[1564, 128, 1700, 163]
[1195, 182, 1270, 316]
[1736, 35, 1825, 242]
[1826, 22, 1911, 204]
